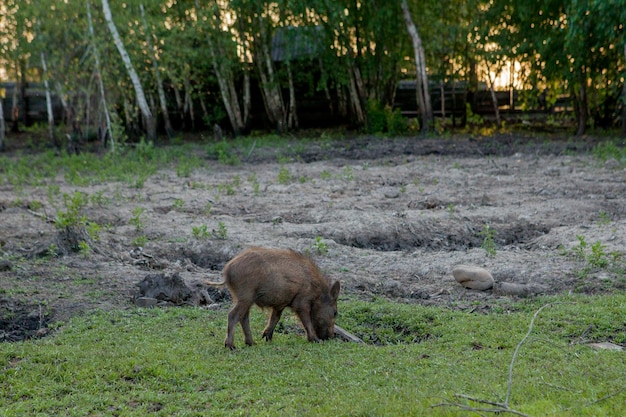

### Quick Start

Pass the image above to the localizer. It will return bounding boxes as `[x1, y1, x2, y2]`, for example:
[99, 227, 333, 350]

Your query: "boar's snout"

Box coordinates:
[312, 281, 340, 341]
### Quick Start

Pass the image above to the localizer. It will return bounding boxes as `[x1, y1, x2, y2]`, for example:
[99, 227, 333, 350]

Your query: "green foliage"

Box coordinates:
[132, 235, 147, 247]
[129, 207, 145, 231]
[55, 191, 89, 230]
[78, 240, 92, 257]
[192, 224, 210, 239]
[479, 224, 497, 257]
[464, 102, 484, 126]
[278, 166, 292, 184]
[173, 199, 185, 209]
[311, 236, 329, 255]
[365, 100, 407, 135]
[207, 140, 241, 166]
[592, 141, 626, 166]
[213, 221, 228, 239]
[597, 210, 611, 226]
[569, 235, 624, 279]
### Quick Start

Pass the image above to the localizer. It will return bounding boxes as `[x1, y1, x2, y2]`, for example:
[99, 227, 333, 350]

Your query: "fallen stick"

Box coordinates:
[334, 324, 364, 344]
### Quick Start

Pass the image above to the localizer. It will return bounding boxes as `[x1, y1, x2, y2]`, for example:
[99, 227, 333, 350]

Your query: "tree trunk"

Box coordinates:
[183, 76, 195, 129]
[401, 0, 432, 133]
[440, 80, 446, 129]
[11, 60, 21, 133]
[572, 68, 588, 136]
[102, 0, 156, 142]
[286, 60, 298, 129]
[87, 0, 115, 152]
[486, 69, 501, 127]
[0, 96, 5, 152]
[348, 70, 366, 125]
[575, 81, 588, 136]
[195, 0, 244, 135]
[40, 52, 58, 148]
[140, 3, 174, 140]
[255, 18, 286, 132]
[622, 43, 626, 136]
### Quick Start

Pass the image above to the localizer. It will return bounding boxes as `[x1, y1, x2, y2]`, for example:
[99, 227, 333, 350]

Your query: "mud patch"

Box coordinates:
[0, 298, 52, 342]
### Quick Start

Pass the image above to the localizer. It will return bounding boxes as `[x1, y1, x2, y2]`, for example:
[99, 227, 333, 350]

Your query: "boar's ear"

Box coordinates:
[330, 280, 340, 301]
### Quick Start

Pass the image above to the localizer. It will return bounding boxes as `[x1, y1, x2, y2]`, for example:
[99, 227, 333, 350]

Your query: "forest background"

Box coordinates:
[0, 0, 625, 152]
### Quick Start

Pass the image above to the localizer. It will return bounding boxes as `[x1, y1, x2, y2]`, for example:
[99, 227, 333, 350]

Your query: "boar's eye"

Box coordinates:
[333, 310, 338, 318]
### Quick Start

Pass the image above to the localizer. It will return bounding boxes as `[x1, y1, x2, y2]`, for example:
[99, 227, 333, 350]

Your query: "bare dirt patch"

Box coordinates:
[1, 135, 625, 340]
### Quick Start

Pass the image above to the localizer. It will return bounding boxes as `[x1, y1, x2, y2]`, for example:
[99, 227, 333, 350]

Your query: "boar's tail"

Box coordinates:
[204, 279, 226, 287]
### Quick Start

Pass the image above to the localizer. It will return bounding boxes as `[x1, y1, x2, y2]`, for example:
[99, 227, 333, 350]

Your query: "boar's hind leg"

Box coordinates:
[240, 308, 254, 346]
[225, 301, 254, 349]
[262, 308, 284, 342]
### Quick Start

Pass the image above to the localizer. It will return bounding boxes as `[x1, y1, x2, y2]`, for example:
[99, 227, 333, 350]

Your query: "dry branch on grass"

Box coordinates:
[334, 324, 364, 344]
[432, 304, 554, 417]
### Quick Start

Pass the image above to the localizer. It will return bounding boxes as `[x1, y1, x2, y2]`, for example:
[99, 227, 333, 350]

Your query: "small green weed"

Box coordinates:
[173, 199, 185, 209]
[55, 191, 89, 230]
[569, 235, 624, 279]
[278, 166, 292, 184]
[78, 241, 92, 257]
[213, 221, 228, 239]
[342, 166, 354, 180]
[192, 224, 210, 239]
[597, 210, 611, 226]
[320, 170, 332, 180]
[311, 236, 329, 255]
[479, 224, 497, 257]
[129, 207, 145, 231]
[131, 235, 147, 247]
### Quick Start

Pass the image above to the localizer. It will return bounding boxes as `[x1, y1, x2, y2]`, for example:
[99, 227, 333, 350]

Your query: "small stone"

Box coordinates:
[383, 188, 400, 199]
[604, 158, 621, 170]
[134, 297, 158, 308]
[452, 265, 494, 290]
[587, 342, 623, 351]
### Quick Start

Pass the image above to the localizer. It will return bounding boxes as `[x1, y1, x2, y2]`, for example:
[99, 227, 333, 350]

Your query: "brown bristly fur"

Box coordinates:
[206, 247, 340, 349]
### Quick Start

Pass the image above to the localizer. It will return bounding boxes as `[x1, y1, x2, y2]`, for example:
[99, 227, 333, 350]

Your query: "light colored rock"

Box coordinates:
[492, 282, 547, 296]
[452, 265, 494, 290]
[587, 342, 623, 351]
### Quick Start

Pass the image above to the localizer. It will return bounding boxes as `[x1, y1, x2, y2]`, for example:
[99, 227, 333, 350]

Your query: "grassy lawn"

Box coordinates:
[1, 294, 625, 416]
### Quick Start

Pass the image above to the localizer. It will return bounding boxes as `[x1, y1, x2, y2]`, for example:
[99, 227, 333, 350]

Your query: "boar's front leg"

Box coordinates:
[262, 307, 284, 342]
[293, 306, 320, 343]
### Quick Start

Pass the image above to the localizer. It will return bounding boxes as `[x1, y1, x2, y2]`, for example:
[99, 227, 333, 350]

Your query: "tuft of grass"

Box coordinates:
[213, 221, 228, 239]
[479, 223, 497, 257]
[310, 236, 329, 255]
[592, 140, 626, 166]
[278, 166, 292, 184]
[1, 295, 625, 416]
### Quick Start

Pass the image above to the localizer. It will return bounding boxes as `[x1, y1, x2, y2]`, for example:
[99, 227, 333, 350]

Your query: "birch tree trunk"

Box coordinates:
[195, 0, 244, 135]
[11, 60, 21, 133]
[401, 0, 432, 133]
[622, 43, 626, 136]
[102, 0, 156, 141]
[140, 3, 174, 139]
[87, 0, 115, 152]
[485, 65, 501, 127]
[286, 60, 298, 129]
[0, 97, 5, 152]
[40, 51, 57, 148]
[255, 19, 287, 132]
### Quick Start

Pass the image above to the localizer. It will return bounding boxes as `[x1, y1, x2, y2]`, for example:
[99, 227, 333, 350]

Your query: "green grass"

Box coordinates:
[1, 294, 625, 416]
